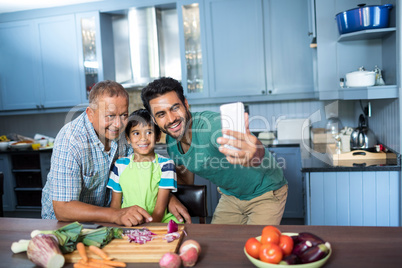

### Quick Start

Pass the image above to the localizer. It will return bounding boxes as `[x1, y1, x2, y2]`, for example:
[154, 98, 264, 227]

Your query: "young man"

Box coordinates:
[41, 80, 190, 226]
[141, 77, 288, 225]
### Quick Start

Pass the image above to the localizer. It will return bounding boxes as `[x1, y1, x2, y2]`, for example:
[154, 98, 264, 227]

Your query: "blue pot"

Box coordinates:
[335, 4, 393, 35]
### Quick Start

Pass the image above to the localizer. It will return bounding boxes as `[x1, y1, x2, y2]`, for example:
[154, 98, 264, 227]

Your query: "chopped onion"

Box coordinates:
[164, 232, 181, 243]
[123, 226, 182, 244]
[124, 228, 156, 244]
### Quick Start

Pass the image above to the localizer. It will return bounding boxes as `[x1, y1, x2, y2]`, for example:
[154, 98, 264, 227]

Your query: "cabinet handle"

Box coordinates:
[40, 104, 44, 109]
[36, 105, 40, 109]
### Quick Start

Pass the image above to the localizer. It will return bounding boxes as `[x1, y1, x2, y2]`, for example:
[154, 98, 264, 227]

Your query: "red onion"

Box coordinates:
[167, 220, 178, 233]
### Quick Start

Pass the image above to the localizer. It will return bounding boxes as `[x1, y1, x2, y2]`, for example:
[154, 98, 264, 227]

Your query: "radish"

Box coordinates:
[27, 234, 65, 268]
[179, 239, 201, 255]
[179, 239, 201, 267]
[159, 252, 182, 268]
[180, 247, 198, 267]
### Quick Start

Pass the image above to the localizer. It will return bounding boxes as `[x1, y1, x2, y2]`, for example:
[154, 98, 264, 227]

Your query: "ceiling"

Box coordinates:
[0, 0, 102, 14]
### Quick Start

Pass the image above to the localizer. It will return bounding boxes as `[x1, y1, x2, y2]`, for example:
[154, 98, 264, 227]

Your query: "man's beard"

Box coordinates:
[162, 109, 192, 141]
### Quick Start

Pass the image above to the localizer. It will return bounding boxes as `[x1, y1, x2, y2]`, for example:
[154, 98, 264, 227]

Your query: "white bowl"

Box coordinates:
[244, 233, 332, 268]
[0, 141, 10, 151]
[345, 70, 375, 87]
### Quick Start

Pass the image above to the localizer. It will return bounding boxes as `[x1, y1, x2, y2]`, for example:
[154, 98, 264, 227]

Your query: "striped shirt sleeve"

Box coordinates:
[107, 157, 130, 192]
[158, 156, 177, 192]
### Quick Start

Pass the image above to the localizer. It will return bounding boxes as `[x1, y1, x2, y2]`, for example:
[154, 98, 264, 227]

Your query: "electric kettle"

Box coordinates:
[350, 114, 377, 152]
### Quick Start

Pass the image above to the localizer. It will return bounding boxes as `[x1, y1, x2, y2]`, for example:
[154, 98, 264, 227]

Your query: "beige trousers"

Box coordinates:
[211, 184, 288, 225]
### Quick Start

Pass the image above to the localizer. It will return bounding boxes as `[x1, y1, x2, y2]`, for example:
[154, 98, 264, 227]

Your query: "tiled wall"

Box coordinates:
[355, 99, 400, 152]
[190, 99, 356, 132]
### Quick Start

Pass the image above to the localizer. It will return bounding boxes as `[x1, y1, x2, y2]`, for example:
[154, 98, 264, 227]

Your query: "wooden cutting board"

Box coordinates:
[326, 144, 396, 166]
[64, 225, 185, 263]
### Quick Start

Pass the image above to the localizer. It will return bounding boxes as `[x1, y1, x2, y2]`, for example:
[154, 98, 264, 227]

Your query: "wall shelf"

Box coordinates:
[337, 27, 396, 42]
[340, 85, 398, 100]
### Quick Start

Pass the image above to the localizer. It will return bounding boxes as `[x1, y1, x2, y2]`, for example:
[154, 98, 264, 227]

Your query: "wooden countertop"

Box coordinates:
[2, 218, 402, 267]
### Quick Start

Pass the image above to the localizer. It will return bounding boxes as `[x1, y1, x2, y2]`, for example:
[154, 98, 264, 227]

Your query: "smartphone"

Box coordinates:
[220, 102, 246, 150]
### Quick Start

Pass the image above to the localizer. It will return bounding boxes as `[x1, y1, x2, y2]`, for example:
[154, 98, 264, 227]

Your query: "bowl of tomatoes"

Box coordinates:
[244, 226, 331, 268]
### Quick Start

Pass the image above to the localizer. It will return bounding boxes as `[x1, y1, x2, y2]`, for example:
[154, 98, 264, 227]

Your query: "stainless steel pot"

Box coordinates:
[350, 114, 377, 152]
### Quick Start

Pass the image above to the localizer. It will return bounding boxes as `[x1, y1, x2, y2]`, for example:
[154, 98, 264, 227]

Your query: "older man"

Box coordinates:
[42, 80, 190, 226]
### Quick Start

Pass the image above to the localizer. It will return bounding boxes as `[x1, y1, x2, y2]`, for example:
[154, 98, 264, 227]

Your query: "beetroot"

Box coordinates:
[180, 247, 198, 267]
[159, 252, 182, 268]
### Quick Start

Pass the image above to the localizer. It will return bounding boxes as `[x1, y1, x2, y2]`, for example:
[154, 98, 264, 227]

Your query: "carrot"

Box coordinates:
[88, 258, 127, 267]
[77, 242, 88, 263]
[88, 245, 113, 261]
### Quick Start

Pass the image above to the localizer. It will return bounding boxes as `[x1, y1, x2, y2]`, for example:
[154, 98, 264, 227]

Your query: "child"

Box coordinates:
[107, 109, 178, 223]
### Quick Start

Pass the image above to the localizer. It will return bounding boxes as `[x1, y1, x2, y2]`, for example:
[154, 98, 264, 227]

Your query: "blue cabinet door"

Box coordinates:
[269, 147, 304, 218]
[205, 0, 266, 97]
[264, 0, 314, 95]
[0, 15, 82, 111]
[305, 171, 400, 226]
[0, 20, 41, 110]
[37, 15, 82, 108]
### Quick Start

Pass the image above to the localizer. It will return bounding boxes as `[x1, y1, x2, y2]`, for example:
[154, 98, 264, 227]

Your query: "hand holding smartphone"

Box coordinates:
[220, 102, 246, 151]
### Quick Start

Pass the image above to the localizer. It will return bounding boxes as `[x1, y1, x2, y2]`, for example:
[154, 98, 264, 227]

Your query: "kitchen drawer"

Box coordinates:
[14, 171, 42, 188]
[15, 189, 42, 207]
[11, 154, 40, 169]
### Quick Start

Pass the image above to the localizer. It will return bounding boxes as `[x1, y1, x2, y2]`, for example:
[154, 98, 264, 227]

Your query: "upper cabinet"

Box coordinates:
[0, 15, 84, 112]
[316, 0, 398, 100]
[0, 20, 41, 110]
[179, 0, 315, 104]
[0, 0, 318, 111]
[204, 0, 266, 98]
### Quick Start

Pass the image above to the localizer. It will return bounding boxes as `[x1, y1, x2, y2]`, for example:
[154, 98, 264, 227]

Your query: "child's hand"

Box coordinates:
[115, 205, 153, 226]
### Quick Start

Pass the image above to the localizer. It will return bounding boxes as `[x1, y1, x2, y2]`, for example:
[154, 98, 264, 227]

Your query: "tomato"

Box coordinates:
[259, 242, 283, 264]
[262, 226, 281, 236]
[260, 230, 280, 245]
[245, 237, 261, 259]
[279, 235, 294, 256]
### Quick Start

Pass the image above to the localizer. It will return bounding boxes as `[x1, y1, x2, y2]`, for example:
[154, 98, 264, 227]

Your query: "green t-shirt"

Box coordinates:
[166, 111, 287, 200]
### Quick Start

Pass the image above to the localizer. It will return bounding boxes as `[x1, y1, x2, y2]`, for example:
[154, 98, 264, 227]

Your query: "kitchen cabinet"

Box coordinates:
[0, 20, 40, 110]
[315, 0, 398, 100]
[0, 154, 16, 212]
[304, 171, 400, 226]
[204, 0, 265, 98]
[0, 14, 83, 112]
[75, 12, 111, 99]
[269, 147, 304, 219]
[181, 0, 315, 104]
[262, 0, 315, 96]
[178, 0, 209, 99]
[0, 151, 52, 213]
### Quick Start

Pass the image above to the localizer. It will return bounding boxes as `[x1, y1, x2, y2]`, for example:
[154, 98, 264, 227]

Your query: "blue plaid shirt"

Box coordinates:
[41, 112, 131, 219]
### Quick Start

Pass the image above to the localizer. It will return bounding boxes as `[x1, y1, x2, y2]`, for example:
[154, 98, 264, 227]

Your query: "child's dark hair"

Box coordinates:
[125, 109, 161, 138]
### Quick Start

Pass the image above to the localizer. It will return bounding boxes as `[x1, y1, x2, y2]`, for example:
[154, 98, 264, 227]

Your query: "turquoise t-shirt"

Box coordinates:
[166, 111, 287, 200]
